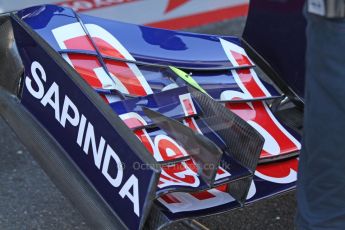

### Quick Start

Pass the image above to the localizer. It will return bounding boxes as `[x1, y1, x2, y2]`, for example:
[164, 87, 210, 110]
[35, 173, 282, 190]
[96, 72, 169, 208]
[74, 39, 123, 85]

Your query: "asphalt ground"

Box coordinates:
[0, 17, 297, 230]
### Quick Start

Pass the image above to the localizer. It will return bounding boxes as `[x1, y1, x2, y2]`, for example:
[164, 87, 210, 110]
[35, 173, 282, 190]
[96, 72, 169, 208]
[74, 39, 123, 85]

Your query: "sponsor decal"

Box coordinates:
[52, 22, 152, 103]
[158, 182, 256, 213]
[154, 40, 301, 213]
[24, 61, 141, 217]
[120, 93, 231, 189]
[158, 158, 298, 213]
[220, 38, 301, 158]
[48, 23, 299, 214]
[52, 23, 235, 190]
[255, 158, 298, 184]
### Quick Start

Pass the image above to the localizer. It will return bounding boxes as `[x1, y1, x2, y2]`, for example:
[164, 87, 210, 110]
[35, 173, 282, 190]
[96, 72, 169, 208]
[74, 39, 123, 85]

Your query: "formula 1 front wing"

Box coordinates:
[0, 4, 303, 229]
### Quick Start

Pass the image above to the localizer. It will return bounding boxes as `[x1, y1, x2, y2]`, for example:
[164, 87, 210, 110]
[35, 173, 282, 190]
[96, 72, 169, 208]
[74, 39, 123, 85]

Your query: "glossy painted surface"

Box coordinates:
[15, 4, 301, 226]
[17, 5, 239, 69]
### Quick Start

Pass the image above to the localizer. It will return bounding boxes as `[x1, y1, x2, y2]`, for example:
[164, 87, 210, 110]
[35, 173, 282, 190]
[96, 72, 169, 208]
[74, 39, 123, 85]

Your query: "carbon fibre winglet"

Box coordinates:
[143, 107, 223, 187]
[188, 86, 264, 203]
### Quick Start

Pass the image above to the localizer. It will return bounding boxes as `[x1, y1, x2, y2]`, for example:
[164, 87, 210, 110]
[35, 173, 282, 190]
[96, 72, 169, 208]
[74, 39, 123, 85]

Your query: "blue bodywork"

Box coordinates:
[8, 4, 302, 229]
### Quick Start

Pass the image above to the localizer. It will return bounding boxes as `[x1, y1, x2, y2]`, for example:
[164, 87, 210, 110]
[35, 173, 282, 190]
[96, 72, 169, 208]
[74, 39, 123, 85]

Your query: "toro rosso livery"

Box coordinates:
[0, 1, 305, 229]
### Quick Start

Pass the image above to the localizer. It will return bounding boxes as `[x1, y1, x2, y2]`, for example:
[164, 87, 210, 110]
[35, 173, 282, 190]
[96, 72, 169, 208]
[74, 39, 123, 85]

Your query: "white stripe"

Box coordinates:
[255, 169, 297, 184]
[179, 93, 196, 116]
[219, 38, 254, 67]
[52, 22, 86, 50]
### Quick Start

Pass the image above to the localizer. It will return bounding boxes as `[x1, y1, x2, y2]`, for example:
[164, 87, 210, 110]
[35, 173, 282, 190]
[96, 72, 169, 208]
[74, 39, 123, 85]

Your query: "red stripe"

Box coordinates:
[93, 37, 149, 96]
[56, 0, 140, 13]
[236, 69, 267, 98]
[191, 190, 216, 200]
[230, 51, 252, 66]
[182, 99, 195, 116]
[146, 4, 249, 30]
[184, 117, 197, 132]
[160, 194, 181, 204]
[164, 0, 190, 14]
